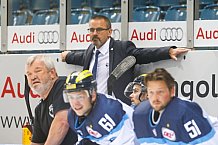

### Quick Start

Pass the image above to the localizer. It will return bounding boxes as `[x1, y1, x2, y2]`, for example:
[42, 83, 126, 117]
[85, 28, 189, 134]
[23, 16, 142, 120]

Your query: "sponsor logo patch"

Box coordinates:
[86, 126, 102, 138]
[162, 127, 176, 141]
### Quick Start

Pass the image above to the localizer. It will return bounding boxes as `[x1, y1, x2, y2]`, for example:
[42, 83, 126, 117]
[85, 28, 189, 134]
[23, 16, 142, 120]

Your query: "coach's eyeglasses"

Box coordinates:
[87, 27, 110, 33]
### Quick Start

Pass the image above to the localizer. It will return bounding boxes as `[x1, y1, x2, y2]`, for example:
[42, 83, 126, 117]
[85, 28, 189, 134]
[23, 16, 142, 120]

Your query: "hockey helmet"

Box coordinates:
[133, 74, 147, 93]
[63, 70, 97, 102]
[124, 74, 147, 100]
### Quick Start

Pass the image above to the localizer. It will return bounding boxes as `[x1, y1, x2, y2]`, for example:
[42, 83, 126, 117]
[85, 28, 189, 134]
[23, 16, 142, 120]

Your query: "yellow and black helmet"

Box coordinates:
[63, 70, 97, 103]
[64, 70, 97, 92]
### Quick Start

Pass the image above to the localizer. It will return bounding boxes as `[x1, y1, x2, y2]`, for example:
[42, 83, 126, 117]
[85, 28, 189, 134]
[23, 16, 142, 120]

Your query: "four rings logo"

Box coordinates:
[38, 31, 59, 44]
[112, 29, 121, 40]
[160, 27, 183, 41]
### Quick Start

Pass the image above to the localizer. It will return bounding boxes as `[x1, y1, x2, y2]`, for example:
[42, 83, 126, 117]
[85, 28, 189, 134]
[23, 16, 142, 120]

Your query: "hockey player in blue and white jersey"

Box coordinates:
[63, 70, 138, 145]
[133, 68, 218, 145]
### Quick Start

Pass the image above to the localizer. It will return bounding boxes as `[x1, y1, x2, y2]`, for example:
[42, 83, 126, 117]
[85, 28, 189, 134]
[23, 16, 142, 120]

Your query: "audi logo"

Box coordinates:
[112, 29, 120, 40]
[160, 27, 183, 41]
[38, 31, 59, 44]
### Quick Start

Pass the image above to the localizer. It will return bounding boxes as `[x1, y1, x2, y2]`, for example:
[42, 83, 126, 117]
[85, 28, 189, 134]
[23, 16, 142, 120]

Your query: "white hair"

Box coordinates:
[25, 54, 56, 73]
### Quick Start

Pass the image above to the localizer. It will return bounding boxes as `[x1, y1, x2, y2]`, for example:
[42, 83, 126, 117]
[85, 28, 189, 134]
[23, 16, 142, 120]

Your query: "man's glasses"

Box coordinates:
[87, 27, 110, 33]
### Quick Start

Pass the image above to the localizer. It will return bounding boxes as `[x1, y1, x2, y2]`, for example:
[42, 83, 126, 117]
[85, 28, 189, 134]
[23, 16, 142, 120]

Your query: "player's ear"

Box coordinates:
[49, 68, 57, 79]
[108, 28, 112, 37]
[91, 89, 97, 102]
[170, 86, 175, 98]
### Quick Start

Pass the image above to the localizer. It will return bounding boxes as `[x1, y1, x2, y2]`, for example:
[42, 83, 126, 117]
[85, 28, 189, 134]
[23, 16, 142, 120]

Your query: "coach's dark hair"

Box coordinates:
[144, 68, 175, 90]
[90, 15, 111, 29]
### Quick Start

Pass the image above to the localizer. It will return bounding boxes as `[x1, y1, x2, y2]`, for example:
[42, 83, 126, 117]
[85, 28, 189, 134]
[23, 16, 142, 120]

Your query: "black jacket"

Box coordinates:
[66, 38, 171, 105]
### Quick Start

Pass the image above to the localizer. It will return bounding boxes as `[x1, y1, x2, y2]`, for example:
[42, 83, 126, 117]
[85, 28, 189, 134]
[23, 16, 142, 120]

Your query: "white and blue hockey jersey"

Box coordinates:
[68, 93, 138, 145]
[133, 97, 218, 145]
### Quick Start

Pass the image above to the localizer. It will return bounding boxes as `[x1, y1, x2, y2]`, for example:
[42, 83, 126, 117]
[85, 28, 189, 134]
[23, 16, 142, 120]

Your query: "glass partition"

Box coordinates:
[199, 0, 218, 20]
[195, 0, 218, 50]
[9, 0, 59, 26]
[70, 0, 121, 25]
[132, 0, 187, 22]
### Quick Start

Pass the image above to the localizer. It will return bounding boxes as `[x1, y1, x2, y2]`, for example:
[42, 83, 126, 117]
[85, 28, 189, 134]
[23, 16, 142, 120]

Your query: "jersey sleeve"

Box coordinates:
[109, 115, 139, 145]
[101, 102, 137, 145]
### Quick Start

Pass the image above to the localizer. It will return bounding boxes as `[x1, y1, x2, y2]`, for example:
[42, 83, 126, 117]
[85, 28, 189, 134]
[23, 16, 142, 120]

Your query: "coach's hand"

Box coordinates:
[169, 47, 190, 60]
[60, 51, 71, 62]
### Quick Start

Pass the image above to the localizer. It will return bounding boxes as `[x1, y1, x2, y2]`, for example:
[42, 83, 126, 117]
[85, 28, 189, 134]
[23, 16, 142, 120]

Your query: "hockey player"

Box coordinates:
[63, 70, 138, 145]
[133, 68, 218, 144]
[124, 74, 148, 109]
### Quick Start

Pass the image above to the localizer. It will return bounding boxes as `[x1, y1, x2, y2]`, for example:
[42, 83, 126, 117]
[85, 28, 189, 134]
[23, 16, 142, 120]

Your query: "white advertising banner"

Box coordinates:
[0, 51, 218, 143]
[194, 20, 218, 47]
[66, 23, 121, 50]
[66, 23, 91, 50]
[8, 25, 60, 51]
[4, 20, 218, 51]
[66, 22, 186, 49]
[129, 21, 187, 48]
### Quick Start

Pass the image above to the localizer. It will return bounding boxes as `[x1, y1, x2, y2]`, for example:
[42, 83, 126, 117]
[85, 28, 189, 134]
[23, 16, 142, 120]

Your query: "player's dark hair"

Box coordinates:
[144, 68, 175, 90]
[90, 15, 111, 29]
